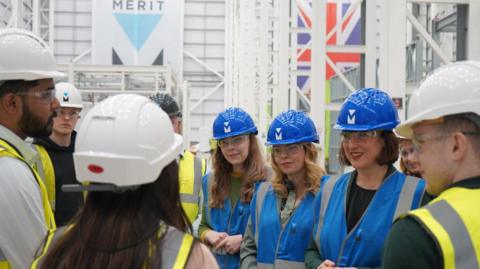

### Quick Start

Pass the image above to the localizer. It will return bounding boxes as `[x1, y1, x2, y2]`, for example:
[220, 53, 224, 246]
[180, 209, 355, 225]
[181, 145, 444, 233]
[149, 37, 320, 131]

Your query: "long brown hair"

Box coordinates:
[39, 161, 191, 269]
[271, 143, 325, 199]
[209, 134, 266, 208]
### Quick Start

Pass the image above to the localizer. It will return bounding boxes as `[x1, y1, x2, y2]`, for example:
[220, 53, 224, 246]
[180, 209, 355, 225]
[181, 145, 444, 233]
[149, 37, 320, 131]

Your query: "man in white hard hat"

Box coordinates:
[33, 82, 84, 226]
[0, 28, 61, 269]
[382, 61, 480, 269]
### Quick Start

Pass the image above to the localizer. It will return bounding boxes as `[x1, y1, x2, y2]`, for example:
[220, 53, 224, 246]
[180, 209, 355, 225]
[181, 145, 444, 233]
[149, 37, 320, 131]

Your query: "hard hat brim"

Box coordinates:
[0, 70, 65, 81]
[396, 101, 480, 138]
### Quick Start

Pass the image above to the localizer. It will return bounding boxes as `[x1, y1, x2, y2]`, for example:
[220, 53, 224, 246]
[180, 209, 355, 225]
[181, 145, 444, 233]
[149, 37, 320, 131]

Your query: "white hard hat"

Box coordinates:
[0, 28, 64, 82]
[74, 94, 183, 187]
[55, 82, 83, 109]
[396, 61, 480, 138]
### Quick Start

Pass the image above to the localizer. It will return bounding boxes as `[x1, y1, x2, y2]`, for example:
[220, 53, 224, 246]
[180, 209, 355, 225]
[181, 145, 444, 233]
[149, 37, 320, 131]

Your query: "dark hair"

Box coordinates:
[339, 130, 399, 166]
[39, 161, 192, 269]
[149, 93, 180, 117]
[210, 134, 266, 208]
[0, 80, 39, 97]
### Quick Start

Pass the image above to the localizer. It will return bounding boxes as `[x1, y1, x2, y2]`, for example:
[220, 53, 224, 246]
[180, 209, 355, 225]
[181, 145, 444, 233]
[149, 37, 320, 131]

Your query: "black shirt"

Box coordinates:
[33, 131, 83, 226]
[345, 166, 396, 232]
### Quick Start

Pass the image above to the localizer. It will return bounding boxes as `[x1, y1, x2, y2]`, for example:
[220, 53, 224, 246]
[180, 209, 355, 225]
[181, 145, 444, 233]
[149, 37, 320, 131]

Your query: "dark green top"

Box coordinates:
[381, 176, 480, 269]
[304, 167, 433, 269]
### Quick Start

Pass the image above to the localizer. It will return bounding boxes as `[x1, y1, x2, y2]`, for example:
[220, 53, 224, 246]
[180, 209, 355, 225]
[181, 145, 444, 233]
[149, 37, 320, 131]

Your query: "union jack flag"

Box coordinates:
[296, 0, 361, 94]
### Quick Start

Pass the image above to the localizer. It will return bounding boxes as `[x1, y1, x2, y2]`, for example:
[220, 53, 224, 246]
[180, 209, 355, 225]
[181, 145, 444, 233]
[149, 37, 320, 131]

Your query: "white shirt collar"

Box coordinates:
[0, 124, 38, 165]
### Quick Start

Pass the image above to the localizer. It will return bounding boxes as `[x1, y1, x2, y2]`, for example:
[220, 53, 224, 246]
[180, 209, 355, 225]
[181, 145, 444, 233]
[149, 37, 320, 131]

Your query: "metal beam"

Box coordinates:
[406, 10, 451, 64]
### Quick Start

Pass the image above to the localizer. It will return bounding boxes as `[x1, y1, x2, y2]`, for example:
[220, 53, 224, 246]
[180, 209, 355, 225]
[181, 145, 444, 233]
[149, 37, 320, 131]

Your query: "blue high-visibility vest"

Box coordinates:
[312, 171, 425, 267]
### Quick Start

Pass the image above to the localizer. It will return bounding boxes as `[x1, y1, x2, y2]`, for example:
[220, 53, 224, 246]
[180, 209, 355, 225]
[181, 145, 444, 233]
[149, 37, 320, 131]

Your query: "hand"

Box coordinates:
[317, 260, 335, 269]
[215, 234, 243, 254]
[204, 230, 228, 248]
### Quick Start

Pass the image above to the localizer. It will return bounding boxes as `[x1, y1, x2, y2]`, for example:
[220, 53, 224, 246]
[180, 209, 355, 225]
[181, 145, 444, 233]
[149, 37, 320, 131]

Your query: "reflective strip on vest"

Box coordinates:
[314, 175, 341, 251]
[206, 172, 215, 224]
[393, 176, 418, 220]
[30, 226, 194, 269]
[30, 228, 61, 269]
[179, 155, 203, 204]
[162, 227, 195, 269]
[179, 152, 205, 223]
[258, 259, 306, 269]
[254, 182, 272, 244]
[33, 144, 56, 210]
[409, 192, 480, 269]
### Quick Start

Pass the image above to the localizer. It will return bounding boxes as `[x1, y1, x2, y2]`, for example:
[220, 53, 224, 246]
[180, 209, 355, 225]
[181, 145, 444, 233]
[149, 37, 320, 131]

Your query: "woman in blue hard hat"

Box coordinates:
[199, 107, 269, 269]
[305, 88, 427, 269]
[240, 110, 327, 269]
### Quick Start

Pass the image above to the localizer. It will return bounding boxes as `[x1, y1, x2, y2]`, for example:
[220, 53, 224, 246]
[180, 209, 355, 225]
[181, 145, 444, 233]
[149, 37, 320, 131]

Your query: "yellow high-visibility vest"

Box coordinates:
[406, 186, 480, 269]
[0, 140, 56, 269]
[179, 151, 206, 223]
[33, 144, 56, 209]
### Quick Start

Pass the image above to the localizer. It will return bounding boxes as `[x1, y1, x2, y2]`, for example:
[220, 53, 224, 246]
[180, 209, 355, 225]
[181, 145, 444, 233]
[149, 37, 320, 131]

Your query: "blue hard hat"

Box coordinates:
[212, 107, 258, 140]
[334, 88, 400, 131]
[266, 109, 319, 145]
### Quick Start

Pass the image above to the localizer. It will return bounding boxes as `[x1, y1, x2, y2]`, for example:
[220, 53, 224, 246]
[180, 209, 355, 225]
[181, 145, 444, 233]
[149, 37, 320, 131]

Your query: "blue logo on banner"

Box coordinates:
[114, 13, 162, 50]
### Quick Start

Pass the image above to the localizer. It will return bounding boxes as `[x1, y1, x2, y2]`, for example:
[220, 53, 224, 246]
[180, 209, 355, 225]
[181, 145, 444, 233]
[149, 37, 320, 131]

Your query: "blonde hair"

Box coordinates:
[210, 134, 266, 208]
[270, 143, 325, 199]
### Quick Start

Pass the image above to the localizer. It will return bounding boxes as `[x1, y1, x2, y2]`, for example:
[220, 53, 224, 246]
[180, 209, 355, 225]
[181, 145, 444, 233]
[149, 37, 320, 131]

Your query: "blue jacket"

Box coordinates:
[312, 170, 425, 267]
[251, 179, 326, 268]
[202, 172, 251, 269]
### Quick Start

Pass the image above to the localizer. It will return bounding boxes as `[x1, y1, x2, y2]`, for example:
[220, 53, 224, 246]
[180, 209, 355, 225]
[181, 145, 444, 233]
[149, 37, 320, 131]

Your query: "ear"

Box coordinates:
[450, 132, 468, 161]
[0, 93, 21, 115]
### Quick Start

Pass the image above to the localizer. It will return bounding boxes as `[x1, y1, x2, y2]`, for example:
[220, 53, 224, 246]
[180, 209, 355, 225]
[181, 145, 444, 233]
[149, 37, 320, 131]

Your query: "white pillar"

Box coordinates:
[311, 0, 327, 166]
[379, 0, 407, 121]
[365, 0, 377, 87]
[275, 0, 290, 115]
[468, 0, 480, 60]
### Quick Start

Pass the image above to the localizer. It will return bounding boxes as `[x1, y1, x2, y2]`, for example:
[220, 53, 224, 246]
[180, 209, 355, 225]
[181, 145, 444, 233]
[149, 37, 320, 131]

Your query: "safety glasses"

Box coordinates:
[16, 88, 56, 102]
[218, 134, 249, 148]
[340, 130, 380, 141]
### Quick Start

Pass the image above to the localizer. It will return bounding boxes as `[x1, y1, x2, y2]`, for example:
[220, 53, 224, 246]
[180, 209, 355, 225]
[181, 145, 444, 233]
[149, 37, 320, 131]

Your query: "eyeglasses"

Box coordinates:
[57, 108, 81, 118]
[411, 133, 448, 151]
[341, 130, 380, 141]
[272, 144, 304, 157]
[16, 88, 56, 102]
[412, 131, 480, 151]
[218, 135, 249, 148]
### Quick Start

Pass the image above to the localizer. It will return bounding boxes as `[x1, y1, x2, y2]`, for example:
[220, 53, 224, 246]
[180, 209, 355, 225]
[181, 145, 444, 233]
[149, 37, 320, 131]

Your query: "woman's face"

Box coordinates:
[272, 143, 306, 178]
[400, 140, 423, 175]
[218, 134, 250, 168]
[341, 131, 384, 169]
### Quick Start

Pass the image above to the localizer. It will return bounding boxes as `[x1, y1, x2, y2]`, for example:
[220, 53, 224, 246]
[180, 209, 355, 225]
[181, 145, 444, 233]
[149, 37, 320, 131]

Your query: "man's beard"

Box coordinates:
[19, 103, 55, 139]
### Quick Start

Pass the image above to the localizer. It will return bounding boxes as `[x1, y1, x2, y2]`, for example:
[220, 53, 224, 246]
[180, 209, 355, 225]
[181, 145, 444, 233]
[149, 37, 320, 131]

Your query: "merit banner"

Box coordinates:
[92, 0, 184, 76]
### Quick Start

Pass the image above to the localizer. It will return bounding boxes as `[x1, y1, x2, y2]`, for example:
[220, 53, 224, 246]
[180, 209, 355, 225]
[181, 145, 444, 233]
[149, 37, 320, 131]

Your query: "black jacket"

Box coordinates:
[33, 131, 83, 226]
